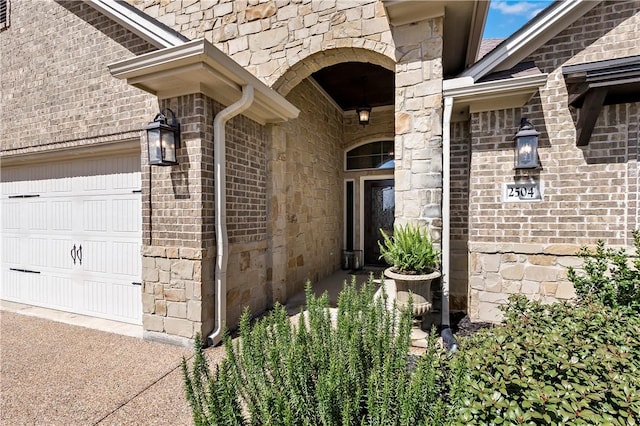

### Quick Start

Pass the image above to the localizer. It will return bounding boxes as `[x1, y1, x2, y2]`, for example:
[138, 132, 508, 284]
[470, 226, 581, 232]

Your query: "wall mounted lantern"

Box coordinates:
[514, 117, 540, 169]
[356, 105, 372, 126]
[145, 108, 181, 166]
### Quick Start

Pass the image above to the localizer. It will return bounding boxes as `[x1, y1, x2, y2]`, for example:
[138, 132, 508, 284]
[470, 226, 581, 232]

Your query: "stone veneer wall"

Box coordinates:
[272, 78, 344, 298]
[142, 93, 270, 343]
[392, 17, 444, 239]
[125, 0, 395, 90]
[467, 0, 640, 322]
[0, 1, 156, 156]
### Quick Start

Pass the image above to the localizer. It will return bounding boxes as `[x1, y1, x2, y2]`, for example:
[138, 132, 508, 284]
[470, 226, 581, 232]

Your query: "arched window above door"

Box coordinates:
[346, 140, 394, 170]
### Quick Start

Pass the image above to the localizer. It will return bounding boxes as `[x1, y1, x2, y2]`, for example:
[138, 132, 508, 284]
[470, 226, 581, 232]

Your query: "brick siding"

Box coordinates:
[0, 1, 156, 156]
[465, 0, 640, 321]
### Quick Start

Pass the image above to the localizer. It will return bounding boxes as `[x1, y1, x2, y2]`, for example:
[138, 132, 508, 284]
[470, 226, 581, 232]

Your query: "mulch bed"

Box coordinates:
[449, 312, 495, 338]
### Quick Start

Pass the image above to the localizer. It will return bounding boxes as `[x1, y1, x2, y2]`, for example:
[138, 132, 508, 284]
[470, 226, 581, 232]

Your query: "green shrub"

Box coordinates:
[452, 295, 640, 425]
[378, 224, 440, 274]
[182, 277, 454, 426]
[567, 230, 640, 312]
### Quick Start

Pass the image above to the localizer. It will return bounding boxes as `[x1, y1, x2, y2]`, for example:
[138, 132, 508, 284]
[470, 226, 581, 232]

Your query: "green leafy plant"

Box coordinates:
[452, 295, 640, 425]
[378, 223, 440, 274]
[182, 277, 455, 425]
[567, 230, 640, 313]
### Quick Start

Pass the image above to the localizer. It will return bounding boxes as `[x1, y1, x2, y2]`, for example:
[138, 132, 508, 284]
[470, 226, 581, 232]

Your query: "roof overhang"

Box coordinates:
[383, 1, 489, 77]
[86, 0, 188, 49]
[461, 0, 600, 81]
[563, 55, 640, 146]
[108, 39, 299, 125]
[444, 73, 549, 118]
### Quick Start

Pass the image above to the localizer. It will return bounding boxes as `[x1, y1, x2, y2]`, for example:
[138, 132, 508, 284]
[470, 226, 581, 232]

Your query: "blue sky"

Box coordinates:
[483, 0, 554, 39]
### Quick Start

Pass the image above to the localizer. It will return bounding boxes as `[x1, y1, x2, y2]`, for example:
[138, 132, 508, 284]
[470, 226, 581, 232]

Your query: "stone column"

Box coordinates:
[392, 17, 444, 242]
[266, 124, 289, 304]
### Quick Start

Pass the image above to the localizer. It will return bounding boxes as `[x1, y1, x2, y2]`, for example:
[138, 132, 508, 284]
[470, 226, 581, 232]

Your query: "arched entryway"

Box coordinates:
[267, 49, 396, 299]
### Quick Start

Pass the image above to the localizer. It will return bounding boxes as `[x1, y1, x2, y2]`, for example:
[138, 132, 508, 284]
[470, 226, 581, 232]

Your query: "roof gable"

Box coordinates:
[462, 0, 600, 81]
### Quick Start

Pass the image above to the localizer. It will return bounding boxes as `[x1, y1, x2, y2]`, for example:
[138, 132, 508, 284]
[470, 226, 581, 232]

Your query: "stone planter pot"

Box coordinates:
[384, 268, 441, 317]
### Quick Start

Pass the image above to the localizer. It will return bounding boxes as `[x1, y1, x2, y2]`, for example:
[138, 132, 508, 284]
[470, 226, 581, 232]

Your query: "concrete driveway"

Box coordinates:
[0, 310, 225, 425]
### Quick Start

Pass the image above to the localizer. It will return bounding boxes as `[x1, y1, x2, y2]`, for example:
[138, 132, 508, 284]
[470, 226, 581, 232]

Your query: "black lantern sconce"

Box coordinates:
[514, 117, 540, 169]
[356, 76, 371, 126]
[145, 109, 181, 166]
[356, 105, 372, 126]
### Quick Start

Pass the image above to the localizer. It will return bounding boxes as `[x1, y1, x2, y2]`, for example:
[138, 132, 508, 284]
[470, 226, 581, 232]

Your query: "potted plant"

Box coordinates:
[378, 223, 441, 317]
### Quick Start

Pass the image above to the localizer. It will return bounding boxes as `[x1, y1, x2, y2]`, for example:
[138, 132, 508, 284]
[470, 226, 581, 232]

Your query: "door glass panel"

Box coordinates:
[364, 180, 394, 265]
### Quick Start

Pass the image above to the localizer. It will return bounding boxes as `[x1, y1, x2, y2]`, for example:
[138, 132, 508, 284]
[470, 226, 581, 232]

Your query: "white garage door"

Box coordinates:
[1, 153, 142, 324]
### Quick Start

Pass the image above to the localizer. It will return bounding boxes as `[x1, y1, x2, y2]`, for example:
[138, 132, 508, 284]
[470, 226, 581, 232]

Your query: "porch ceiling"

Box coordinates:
[311, 62, 395, 111]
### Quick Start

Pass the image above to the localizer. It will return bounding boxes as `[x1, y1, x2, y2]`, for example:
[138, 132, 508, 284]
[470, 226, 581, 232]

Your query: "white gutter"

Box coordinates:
[208, 85, 255, 347]
[441, 96, 453, 329]
[87, 0, 187, 49]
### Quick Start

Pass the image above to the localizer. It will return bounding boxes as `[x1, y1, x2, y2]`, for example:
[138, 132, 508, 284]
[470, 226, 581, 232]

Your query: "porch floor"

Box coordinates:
[284, 267, 437, 348]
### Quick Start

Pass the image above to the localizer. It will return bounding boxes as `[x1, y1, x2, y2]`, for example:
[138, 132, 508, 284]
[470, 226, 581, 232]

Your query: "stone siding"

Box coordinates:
[275, 78, 344, 297]
[0, 1, 156, 156]
[392, 17, 444, 239]
[468, 242, 581, 322]
[466, 0, 640, 321]
[125, 0, 395, 89]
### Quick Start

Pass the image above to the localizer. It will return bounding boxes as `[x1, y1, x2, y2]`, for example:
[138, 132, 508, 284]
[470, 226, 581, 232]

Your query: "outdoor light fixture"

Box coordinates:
[514, 117, 540, 169]
[356, 105, 372, 126]
[145, 108, 181, 166]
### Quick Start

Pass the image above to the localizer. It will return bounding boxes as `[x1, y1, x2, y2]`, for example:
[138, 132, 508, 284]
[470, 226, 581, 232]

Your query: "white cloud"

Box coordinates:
[491, 1, 545, 19]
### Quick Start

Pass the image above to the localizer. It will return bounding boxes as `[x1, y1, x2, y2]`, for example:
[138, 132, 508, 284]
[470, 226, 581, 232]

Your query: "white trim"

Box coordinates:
[359, 175, 394, 261]
[443, 73, 548, 114]
[343, 179, 356, 251]
[0, 139, 140, 167]
[462, 0, 599, 81]
[86, 0, 187, 49]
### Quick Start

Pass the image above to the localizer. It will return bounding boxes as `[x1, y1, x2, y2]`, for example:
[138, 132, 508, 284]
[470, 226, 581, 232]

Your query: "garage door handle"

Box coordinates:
[71, 245, 77, 264]
[77, 245, 82, 265]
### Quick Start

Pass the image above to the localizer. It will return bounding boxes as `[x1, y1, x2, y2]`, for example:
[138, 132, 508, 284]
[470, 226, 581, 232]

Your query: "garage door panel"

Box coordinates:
[81, 240, 108, 273]
[47, 238, 75, 270]
[2, 202, 22, 229]
[50, 201, 73, 231]
[83, 279, 141, 323]
[2, 237, 21, 264]
[83, 200, 108, 232]
[112, 198, 141, 233]
[26, 201, 49, 230]
[112, 241, 141, 276]
[1, 270, 24, 300]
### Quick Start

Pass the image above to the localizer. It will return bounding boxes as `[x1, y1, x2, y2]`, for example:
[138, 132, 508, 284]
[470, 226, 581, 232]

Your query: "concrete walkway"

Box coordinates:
[0, 267, 418, 425]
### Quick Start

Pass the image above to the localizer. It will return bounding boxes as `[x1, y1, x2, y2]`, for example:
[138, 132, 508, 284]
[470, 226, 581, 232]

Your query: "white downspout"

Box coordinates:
[208, 85, 255, 346]
[442, 96, 454, 329]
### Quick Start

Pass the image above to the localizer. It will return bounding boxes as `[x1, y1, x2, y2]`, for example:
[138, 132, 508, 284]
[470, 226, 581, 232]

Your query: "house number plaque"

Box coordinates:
[503, 181, 542, 202]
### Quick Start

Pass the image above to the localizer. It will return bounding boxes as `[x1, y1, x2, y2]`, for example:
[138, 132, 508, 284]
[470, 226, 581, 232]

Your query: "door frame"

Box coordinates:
[359, 174, 394, 264]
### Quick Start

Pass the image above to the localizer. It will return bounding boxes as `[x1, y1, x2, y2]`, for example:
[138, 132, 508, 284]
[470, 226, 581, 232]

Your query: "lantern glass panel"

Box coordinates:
[161, 129, 176, 164]
[516, 135, 538, 169]
[358, 109, 370, 123]
[147, 128, 163, 164]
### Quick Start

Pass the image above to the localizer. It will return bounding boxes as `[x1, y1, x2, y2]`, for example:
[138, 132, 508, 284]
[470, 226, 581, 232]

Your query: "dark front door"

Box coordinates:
[364, 179, 395, 265]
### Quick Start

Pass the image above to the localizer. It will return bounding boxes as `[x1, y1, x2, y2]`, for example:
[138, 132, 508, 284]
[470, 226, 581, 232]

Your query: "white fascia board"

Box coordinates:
[462, 0, 600, 81]
[109, 39, 299, 124]
[87, 0, 187, 48]
[444, 73, 548, 113]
